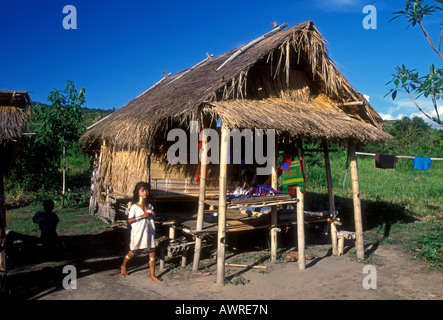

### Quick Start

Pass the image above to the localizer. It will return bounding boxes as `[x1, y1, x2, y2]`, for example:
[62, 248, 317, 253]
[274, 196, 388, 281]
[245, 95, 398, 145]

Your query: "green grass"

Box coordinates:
[306, 153, 443, 220]
[6, 203, 107, 237]
[303, 151, 443, 269]
[364, 219, 443, 270]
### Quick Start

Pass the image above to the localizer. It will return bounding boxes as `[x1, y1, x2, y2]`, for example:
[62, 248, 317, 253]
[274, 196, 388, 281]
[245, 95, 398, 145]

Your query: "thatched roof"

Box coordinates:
[82, 21, 391, 151]
[0, 90, 30, 143]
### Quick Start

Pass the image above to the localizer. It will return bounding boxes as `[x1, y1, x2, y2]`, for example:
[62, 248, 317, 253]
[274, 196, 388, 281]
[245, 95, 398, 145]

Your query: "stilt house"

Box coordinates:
[81, 21, 391, 283]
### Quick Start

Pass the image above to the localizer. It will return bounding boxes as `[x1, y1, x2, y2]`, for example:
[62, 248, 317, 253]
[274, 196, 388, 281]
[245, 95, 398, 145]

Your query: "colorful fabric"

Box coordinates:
[196, 133, 209, 183]
[413, 157, 432, 170]
[280, 154, 292, 172]
[282, 156, 306, 194]
[253, 184, 281, 195]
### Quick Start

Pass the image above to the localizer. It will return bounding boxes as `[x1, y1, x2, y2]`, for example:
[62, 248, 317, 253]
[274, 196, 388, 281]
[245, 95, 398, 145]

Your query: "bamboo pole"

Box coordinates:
[322, 139, 337, 255]
[216, 126, 229, 285]
[61, 145, 66, 208]
[270, 137, 278, 262]
[348, 139, 365, 260]
[296, 139, 305, 270]
[168, 226, 175, 259]
[192, 129, 208, 272]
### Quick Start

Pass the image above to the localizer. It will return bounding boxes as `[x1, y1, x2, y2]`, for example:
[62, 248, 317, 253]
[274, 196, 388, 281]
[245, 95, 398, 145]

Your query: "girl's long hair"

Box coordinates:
[132, 181, 151, 204]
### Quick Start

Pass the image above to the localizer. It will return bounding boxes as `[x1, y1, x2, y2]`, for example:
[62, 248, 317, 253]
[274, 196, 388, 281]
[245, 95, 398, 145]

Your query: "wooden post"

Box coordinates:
[146, 139, 153, 184]
[216, 126, 229, 285]
[181, 248, 188, 267]
[192, 129, 208, 272]
[322, 139, 337, 255]
[61, 145, 66, 208]
[168, 226, 175, 258]
[348, 139, 365, 260]
[270, 148, 278, 262]
[296, 139, 305, 270]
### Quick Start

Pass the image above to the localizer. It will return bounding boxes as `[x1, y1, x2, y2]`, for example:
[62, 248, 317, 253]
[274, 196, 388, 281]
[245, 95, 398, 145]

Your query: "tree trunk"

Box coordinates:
[61, 145, 66, 208]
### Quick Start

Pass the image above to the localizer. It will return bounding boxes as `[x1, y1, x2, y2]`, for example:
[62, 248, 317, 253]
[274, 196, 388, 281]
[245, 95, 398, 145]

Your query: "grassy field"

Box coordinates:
[306, 151, 443, 220]
[6, 203, 107, 238]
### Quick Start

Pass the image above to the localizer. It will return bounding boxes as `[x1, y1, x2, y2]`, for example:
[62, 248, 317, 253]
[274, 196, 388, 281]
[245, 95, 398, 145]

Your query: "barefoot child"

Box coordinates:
[121, 181, 162, 282]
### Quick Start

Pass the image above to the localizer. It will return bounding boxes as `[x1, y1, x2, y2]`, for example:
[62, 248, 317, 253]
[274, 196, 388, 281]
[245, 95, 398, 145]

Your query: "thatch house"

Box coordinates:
[82, 21, 391, 283]
[0, 90, 30, 284]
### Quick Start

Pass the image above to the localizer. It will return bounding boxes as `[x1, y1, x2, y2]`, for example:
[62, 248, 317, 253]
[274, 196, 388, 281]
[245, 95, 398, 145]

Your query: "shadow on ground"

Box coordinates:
[3, 227, 130, 299]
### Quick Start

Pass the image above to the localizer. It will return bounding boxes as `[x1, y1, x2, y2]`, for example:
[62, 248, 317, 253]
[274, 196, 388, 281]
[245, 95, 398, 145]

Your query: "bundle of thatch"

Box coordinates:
[0, 90, 29, 144]
[82, 21, 391, 152]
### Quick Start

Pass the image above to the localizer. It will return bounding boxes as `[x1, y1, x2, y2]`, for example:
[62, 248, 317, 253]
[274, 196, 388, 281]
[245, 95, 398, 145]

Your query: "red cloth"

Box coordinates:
[196, 134, 209, 183]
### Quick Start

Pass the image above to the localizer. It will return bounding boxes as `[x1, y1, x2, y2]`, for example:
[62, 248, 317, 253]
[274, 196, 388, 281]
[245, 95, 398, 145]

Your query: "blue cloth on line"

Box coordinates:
[413, 157, 432, 170]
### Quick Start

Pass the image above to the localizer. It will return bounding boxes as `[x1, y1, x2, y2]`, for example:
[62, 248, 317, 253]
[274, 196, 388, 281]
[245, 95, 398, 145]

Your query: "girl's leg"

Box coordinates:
[148, 251, 162, 282]
[121, 251, 135, 277]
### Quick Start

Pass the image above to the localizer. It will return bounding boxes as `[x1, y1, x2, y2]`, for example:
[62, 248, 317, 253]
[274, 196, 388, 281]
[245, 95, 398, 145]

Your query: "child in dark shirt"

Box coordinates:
[33, 200, 60, 254]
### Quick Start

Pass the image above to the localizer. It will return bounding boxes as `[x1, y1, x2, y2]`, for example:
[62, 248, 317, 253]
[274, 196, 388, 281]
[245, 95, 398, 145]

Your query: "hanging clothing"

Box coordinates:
[282, 156, 306, 194]
[280, 154, 292, 172]
[196, 135, 209, 183]
[375, 154, 397, 169]
[413, 157, 432, 170]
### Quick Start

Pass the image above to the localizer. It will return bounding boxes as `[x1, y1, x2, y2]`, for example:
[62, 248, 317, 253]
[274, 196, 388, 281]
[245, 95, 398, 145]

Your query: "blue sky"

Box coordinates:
[1, 0, 442, 126]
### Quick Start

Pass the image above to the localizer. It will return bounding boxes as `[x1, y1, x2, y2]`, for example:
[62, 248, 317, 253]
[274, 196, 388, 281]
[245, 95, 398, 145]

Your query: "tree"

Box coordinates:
[386, 0, 443, 128]
[33, 80, 86, 206]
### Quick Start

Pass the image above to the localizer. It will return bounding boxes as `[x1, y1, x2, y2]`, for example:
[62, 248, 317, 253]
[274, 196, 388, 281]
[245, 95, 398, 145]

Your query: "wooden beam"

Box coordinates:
[348, 139, 365, 260]
[216, 23, 288, 71]
[270, 142, 278, 262]
[296, 139, 305, 270]
[192, 128, 208, 272]
[338, 101, 364, 106]
[216, 126, 229, 285]
[356, 152, 443, 161]
[322, 139, 337, 255]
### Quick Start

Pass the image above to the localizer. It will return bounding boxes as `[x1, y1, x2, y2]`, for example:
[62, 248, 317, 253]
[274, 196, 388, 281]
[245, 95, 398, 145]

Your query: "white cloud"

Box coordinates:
[380, 97, 443, 128]
[314, 0, 364, 12]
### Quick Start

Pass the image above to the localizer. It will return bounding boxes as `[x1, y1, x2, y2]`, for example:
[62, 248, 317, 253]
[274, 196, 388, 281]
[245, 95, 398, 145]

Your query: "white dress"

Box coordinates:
[128, 204, 156, 251]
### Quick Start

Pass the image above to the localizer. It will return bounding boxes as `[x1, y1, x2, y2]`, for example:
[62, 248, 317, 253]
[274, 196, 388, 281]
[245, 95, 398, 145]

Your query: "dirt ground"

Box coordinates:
[3, 217, 442, 303]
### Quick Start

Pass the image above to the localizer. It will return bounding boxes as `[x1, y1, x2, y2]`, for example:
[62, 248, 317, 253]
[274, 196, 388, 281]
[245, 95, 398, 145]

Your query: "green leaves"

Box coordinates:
[13, 80, 87, 191]
[386, 1, 443, 127]
[40, 80, 86, 148]
[385, 64, 418, 100]
[390, 0, 442, 27]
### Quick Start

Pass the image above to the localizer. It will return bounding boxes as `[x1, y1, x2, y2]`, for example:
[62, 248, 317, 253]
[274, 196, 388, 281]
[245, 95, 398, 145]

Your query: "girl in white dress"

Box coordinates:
[120, 182, 162, 281]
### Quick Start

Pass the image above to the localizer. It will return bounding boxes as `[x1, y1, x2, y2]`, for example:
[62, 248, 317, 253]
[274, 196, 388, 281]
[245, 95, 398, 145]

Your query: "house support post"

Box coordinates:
[192, 129, 208, 272]
[348, 139, 365, 260]
[216, 126, 229, 285]
[270, 143, 278, 262]
[322, 139, 337, 255]
[296, 139, 305, 270]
